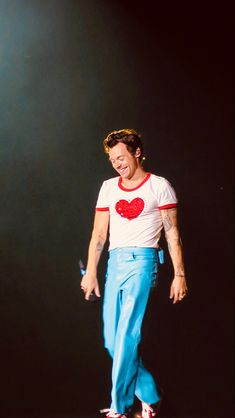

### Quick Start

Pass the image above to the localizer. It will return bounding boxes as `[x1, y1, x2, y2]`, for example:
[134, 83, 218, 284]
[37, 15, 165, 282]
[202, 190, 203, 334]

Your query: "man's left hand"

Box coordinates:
[170, 276, 188, 304]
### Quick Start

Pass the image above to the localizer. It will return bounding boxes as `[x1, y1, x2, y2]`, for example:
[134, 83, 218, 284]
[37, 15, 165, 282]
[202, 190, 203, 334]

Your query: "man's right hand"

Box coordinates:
[81, 273, 101, 301]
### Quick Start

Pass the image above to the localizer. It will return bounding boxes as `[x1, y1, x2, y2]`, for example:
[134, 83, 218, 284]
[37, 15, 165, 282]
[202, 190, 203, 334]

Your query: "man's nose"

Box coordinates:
[114, 161, 121, 169]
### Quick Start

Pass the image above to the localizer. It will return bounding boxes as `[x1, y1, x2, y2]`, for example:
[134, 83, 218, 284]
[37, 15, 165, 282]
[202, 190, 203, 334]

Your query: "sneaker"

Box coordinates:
[100, 408, 128, 418]
[133, 401, 161, 418]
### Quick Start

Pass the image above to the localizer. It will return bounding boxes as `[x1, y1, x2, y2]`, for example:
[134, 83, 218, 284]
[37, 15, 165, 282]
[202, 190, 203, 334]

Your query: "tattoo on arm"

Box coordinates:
[96, 234, 105, 252]
[96, 242, 103, 252]
[163, 215, 173, 232]
[162, 209, 185, 277]
[176, 265, 185, 276]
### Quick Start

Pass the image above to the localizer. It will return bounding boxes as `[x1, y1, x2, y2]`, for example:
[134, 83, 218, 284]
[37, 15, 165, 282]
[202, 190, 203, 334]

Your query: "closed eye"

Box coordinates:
[109, 156, 125, 164]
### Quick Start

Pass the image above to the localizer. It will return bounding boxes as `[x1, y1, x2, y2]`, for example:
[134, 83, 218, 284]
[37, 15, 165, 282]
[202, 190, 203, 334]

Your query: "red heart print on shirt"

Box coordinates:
[115, 198, 145, 220]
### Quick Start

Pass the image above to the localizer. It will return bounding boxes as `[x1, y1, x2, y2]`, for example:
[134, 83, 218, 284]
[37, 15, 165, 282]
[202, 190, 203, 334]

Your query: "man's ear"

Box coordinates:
[135, 147, 141, 158]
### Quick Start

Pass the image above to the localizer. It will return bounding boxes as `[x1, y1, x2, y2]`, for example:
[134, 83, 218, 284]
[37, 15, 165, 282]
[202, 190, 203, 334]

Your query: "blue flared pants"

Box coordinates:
[103, 247, 161, 414]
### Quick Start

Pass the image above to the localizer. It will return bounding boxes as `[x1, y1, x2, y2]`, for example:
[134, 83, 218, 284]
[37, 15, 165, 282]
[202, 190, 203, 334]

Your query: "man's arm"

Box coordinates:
[81, 210, 110, 300]
[160, 207, 188, 304]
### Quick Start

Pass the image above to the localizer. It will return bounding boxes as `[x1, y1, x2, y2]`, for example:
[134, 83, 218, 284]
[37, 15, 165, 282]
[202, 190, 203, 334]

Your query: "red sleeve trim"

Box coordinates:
[159, 203, 177, 210]
[96, 207, 109, 211]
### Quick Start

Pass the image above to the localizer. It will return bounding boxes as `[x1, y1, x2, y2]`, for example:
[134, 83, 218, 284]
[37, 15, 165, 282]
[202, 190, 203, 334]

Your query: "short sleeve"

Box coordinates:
[157, 178, 178, 209]
[96, 181, 109, 211]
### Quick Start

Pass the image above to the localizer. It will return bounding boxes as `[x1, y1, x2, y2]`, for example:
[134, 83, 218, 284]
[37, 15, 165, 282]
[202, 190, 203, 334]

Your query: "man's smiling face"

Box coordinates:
[108, 142, 140, 180]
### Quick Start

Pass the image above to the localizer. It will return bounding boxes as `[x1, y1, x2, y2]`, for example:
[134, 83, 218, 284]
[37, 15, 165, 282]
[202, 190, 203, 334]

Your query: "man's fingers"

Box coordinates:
[170, 288, 179, 303]
[95, 285, 101, 297]
[85, 290, 92, 300]
[171, 290, 180, 304]
[84, 287, 101, 300]
[173, 294, 178, 304]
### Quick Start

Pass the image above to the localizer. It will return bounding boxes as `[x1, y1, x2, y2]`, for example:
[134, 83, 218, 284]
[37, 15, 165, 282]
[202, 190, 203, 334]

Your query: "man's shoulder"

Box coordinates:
[100, 176, 119, 188]
[149, 173, 169, 185]
[149, 173, 176, 193]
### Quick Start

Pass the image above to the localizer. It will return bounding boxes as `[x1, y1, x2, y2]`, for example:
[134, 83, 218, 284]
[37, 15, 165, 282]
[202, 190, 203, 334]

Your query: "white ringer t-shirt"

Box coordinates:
[96, 172, 177, 250]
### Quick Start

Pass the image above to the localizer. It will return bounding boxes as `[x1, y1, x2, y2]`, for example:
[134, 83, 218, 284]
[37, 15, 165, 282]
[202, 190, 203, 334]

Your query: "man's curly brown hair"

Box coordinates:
[103, 129, 144, 162]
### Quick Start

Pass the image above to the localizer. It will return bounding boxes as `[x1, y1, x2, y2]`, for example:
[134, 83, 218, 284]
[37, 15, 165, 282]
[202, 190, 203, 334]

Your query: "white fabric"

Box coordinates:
[96, 173, 177, 250]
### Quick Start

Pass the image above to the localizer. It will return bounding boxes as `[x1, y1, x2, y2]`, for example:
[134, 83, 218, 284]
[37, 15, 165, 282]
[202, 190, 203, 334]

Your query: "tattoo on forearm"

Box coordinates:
[96, 235, 105, 252]
[165, 228, 182, 246]
[176, 265, 185, 275]
[96, 242, 103, 252]
[163, 215, 173, 232]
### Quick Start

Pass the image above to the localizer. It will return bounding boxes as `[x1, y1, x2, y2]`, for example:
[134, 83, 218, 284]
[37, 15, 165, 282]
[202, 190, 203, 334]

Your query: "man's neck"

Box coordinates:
[120, 168, 147, 188]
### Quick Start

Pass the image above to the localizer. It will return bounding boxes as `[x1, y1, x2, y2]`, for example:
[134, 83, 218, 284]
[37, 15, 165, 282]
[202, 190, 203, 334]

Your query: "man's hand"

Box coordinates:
[170, 275, 188, 304]
[81, 273, 101, 301]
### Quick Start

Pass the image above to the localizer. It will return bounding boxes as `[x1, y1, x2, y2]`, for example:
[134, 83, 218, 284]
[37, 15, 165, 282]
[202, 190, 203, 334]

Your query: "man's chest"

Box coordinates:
[108, 188, 158, 220]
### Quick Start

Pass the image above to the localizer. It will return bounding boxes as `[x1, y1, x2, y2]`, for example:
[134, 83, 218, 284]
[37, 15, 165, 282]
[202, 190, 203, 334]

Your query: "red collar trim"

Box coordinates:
[118, 172, 151, 191]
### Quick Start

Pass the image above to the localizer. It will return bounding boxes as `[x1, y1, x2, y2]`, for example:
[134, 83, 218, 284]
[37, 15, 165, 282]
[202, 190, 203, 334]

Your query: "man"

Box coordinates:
[81, 129, 188, 418]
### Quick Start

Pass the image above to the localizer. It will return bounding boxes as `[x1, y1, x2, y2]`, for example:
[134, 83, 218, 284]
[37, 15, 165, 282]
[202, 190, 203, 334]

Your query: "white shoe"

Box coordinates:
[140, 401, 161, 418]
[100, 408, 128, 418]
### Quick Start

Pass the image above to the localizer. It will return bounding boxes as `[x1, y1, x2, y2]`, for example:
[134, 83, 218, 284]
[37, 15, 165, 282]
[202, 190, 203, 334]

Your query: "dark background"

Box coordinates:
[0, 1, 233, 417]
